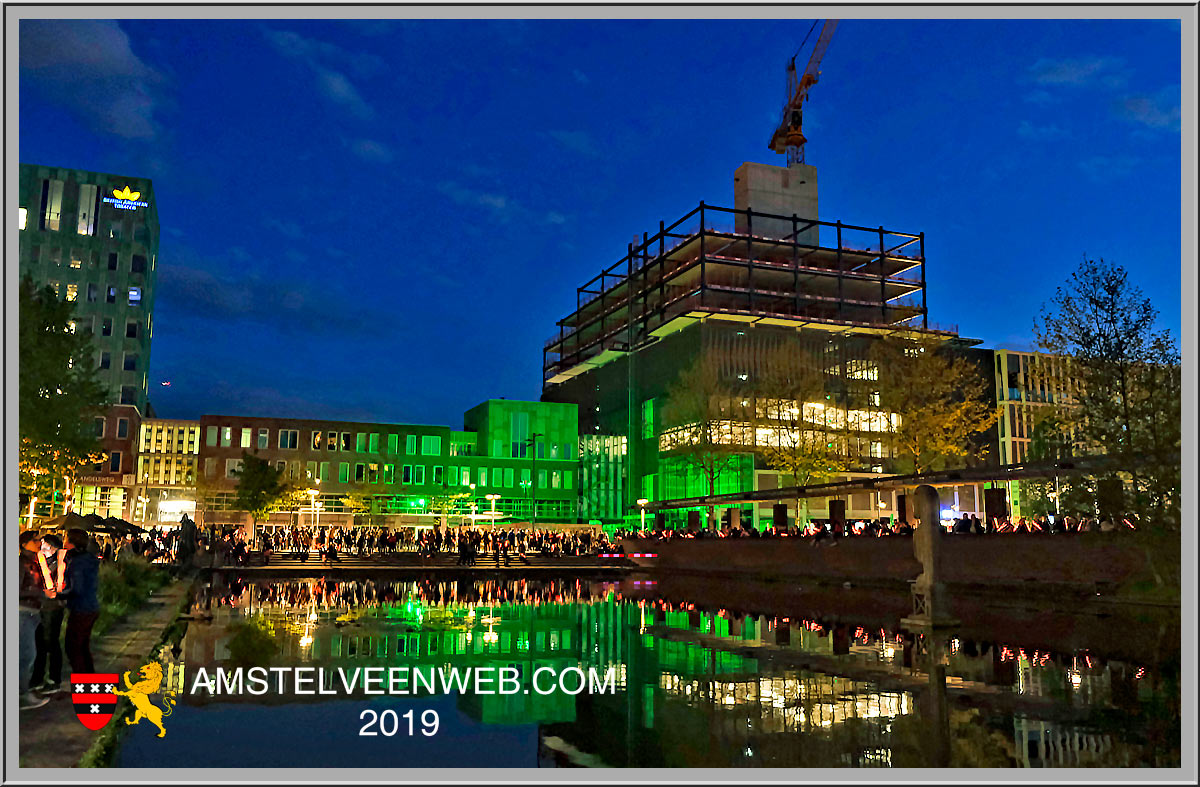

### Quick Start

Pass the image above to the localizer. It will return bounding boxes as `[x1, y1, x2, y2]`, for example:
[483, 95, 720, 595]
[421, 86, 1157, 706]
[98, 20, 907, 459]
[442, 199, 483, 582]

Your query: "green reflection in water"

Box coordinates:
[174, 575, 1178, 769]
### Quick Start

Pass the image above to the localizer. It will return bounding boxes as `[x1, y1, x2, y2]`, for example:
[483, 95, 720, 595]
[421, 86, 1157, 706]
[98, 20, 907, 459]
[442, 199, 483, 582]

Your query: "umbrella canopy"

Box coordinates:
[105, 516, 145, 534]
[40, 511, 89, 531]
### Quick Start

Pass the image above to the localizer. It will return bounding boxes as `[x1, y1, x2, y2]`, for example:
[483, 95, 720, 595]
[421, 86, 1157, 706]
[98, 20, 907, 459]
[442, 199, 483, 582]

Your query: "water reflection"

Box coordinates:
[118, 575, 1179, 769]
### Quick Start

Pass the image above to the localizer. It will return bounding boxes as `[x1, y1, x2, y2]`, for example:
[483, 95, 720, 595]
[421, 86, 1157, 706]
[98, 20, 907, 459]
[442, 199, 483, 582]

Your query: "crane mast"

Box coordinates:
[769, 19, 838, 166]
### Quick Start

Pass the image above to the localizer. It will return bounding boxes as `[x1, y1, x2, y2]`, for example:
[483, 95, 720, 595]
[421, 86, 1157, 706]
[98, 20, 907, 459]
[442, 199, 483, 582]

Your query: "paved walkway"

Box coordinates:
[17, 579, 192, 769]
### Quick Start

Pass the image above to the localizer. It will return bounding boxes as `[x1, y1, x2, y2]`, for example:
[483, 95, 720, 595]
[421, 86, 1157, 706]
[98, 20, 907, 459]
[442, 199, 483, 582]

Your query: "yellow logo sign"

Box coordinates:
[112, 662, 177, 738]
[112, 186, 141, 201]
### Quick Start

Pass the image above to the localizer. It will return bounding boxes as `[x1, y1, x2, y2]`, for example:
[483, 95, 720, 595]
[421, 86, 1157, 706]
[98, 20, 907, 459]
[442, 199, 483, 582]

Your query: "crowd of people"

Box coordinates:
[614, 511, 1142, 543]
[17, 528, 100, 710]
[213, 524, 618, 567]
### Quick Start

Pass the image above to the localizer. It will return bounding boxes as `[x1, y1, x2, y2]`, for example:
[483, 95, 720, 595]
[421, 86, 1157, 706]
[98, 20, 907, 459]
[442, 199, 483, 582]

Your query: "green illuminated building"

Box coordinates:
[542, 162, 953, 528]
[17, 162, 160, 413]
[197, 398, 580, 529]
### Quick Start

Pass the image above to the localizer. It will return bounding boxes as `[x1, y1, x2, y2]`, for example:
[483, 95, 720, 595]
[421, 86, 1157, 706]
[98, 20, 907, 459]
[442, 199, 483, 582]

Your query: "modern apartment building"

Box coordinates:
[195, 400, 579, 531]
[71, 404, 143, 520]
[135, 418, 203, 524]
[18, 163, 160, 413]
[990, 349, 1080, 518]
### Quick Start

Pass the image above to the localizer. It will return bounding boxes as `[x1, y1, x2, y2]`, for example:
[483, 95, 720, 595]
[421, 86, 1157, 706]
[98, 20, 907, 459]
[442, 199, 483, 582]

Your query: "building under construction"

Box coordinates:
[542, 161, 980, 528]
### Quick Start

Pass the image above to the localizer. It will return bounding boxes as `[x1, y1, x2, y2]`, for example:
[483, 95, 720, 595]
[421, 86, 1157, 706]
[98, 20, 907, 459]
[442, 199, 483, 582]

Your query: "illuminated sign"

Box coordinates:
[102, 185, 149, 211]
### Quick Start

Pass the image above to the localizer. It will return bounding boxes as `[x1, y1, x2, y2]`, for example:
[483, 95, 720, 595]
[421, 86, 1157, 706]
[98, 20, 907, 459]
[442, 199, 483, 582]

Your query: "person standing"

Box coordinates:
[31, 534, 67, 694]
[18, 531, 50, 710]
[61, 528, 101, 674]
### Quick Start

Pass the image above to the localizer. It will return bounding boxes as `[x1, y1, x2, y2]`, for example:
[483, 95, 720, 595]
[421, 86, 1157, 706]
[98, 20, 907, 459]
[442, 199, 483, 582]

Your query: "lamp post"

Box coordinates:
[525, 432, 544, 528]
[519, 479, 532, 523]
[637, 498, 649, 531]
[485, 493, 501, 530]
[469, 483, 477, 526]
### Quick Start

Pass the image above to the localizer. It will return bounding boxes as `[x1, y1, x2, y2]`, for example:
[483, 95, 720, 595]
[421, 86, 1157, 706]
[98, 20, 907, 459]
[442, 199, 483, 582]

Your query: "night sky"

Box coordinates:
[18, 17, 1183, 427]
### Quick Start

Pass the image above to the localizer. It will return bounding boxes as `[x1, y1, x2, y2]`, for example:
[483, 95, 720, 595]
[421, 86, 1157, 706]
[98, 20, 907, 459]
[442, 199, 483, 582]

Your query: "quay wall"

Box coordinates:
[619, 533, 1150, 590]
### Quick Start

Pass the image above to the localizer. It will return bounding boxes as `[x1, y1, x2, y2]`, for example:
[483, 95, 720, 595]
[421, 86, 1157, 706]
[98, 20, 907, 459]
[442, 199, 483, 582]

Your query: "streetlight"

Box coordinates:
[637, 498, 649, 531]
[525, 432, 544, 528]
[519, 479, 532, 524]
[485, 493, 501, 530]
[469, 483, 477, 525]
[306, 477, 322, 549]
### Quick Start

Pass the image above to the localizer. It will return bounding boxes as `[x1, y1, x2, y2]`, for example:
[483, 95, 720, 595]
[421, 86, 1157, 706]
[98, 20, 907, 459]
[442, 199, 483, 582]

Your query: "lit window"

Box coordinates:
[43, 179, 64, 231]
[66, 283, 78, 302]
[128, 286, 142, 305]
[413, 465, 425, 485]
[241, 428, 252, 448]
[406, 435, 416, 454]
[77, 185, 97, 235]
[70, 254, 82, 269]
[221, 427, 232, 447]
[19, 207, 27, 230]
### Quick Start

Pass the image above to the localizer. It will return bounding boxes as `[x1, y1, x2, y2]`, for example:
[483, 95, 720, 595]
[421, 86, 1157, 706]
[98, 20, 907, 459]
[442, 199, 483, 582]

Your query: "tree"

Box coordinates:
[660, 356, 744, 530]
[232, 452, 294, 536]
[18, 275, 108, 511]
[1033, 257, 1181, 526]
[753, 344, 849, 529]
[869, 335, 1000, 474]
[429, 487, 472, 529]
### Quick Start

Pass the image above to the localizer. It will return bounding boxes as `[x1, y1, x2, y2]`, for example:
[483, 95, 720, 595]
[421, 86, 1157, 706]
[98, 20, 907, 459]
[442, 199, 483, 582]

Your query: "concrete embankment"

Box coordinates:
[619, 533, 1155, 593]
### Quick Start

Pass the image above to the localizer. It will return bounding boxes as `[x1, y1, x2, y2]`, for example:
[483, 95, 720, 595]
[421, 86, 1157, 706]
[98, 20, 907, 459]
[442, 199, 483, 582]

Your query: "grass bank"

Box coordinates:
[94, 556, 173, 637]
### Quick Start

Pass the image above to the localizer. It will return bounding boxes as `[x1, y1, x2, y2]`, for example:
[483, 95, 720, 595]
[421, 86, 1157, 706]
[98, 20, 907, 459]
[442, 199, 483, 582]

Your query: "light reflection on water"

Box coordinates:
[115, 574, 1180, 769]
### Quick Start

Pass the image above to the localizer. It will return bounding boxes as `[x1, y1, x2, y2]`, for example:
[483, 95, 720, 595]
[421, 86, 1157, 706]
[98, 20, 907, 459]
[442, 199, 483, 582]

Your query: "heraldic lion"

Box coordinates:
[112, 662, 178, 738]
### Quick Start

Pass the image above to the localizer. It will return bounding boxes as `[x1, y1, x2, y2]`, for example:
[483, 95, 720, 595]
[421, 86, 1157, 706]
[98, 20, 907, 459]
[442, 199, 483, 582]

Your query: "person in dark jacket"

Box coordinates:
[31, 534, 67, 693]
[61, 529, 101, 674]
[18, 531, 50, 710]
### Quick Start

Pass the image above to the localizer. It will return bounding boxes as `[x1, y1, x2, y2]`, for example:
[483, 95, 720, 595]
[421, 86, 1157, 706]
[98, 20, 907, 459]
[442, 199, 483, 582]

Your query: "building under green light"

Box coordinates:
[197, 399, 581, 530]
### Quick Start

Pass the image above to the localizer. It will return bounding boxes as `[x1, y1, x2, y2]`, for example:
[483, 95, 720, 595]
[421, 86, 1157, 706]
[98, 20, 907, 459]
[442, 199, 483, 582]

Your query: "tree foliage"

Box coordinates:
[18, 275, 108, 501]
[1033, 257, 1181, 525]
[232, 452, 295, 525]
[869, 335, 1000, 474]
[660, 356, 744, 528]
[752, 344, 849, 527]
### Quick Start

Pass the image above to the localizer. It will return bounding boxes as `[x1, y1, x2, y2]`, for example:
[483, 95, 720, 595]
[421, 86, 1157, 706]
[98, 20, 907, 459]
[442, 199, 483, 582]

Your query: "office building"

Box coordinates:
[195, 399, 579, 532]
[18, 162, 159, 413]
[542, 161, 974, 528]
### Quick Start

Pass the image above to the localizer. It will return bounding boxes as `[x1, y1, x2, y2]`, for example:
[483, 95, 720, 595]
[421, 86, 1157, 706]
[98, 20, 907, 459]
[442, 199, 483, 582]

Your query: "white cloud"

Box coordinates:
[20, 20, 168, 139]
[314, 67, 374, 121]
[547, 130, 599, 158]
[265, 218, 303, 240]
[1078, 155, 1141, 183]
[348, 138, 395, 164]
[1016, 120, 1069, 141]
[1028, 56, 1128, 89]
[263, 27, 380, 119]
[1116, 86, 1180, 131]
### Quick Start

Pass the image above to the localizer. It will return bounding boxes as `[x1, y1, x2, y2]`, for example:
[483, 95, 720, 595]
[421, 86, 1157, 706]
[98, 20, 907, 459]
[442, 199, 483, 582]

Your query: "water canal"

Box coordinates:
[115, 572, 1180, 769]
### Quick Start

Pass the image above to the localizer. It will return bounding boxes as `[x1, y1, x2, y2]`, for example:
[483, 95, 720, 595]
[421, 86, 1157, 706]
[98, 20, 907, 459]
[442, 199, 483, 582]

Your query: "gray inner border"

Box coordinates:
[6, 2, 1196, 785]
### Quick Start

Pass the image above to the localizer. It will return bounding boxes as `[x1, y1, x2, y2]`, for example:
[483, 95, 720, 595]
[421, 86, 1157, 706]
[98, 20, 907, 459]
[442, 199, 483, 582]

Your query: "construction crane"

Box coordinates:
[769, 19, 839, 167]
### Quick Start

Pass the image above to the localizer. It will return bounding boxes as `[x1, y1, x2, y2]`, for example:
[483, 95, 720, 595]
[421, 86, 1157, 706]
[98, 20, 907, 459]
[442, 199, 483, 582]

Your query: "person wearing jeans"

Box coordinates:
[18, 530, 50, 710]
[61, 529, 101, 675]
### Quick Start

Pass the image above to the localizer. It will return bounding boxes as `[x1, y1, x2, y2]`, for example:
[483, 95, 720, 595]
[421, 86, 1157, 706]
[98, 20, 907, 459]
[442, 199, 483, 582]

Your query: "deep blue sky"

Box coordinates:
[19, 18, 1183, 426]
